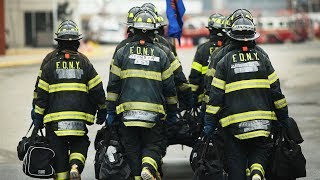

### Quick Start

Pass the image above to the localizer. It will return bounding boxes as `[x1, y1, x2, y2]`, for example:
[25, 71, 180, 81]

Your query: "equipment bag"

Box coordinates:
[17, 123, 33, 161]
[268, 129, 306, 179]
[22, 127, 55, 179]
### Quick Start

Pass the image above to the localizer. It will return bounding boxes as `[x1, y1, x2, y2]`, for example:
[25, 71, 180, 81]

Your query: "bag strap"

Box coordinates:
[200, 137, 210, 160]
[25, 123, 34, 137]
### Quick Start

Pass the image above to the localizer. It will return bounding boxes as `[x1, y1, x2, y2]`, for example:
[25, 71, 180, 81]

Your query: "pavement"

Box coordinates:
[0, 41, 115, 68]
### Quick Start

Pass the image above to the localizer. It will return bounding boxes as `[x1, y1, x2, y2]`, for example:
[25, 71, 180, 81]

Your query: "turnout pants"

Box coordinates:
[46, 126, 90, 179]
[119, 121, 165, 179]
[224, 130, 271, 180]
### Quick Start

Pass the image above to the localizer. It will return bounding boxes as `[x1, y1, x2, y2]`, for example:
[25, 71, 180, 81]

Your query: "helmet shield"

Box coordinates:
[226, 17, 260, 41]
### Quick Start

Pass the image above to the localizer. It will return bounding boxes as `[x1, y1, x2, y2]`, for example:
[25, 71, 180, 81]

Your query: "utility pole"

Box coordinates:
[0, 0, 5, 55]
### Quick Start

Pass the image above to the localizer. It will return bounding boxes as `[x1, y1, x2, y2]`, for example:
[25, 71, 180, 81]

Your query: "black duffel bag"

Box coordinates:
[22, 126, 55, 179]
[17, 124, 34, 161]
[267, 129, 306, 179]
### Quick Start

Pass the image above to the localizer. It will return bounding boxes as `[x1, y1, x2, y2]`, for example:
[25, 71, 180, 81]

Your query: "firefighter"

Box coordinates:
[203, 16, 290, 180]
[32, 20, 107, 180]
[189, 13, 226, 109]
[106, 10, 177, 180]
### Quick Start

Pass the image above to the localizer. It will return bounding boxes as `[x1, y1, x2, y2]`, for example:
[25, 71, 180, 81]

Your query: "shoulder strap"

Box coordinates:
[25, 123, 34, 137]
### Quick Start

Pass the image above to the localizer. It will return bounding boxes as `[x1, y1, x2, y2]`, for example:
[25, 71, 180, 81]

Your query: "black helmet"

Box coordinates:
[55, 20, 81, 41]
[141, 3, 158, 15]
[207, 13, 225, 30]
[126, 6, 141, 26]
[157, 15, 167, 27]
[132, 11, 158, 31]
[226, 17, 260, 41]
[224, 9, 253, 32]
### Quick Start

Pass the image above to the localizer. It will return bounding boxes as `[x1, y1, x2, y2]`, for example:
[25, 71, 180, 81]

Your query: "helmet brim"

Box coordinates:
[54, 34, 82, 41]
[226, 31, 260, 41]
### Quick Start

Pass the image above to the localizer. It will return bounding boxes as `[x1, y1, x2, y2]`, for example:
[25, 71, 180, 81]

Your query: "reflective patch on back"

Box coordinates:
[231, 61, 260, 74]
[123, 110, 158, 122]
[56, 69, 84, 79]
[238, 120, 270, 132]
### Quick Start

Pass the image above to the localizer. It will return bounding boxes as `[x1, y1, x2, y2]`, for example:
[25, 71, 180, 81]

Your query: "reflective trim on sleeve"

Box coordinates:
[250, 163, 265, 176]
[166, 96, 178, 104]
[198, 93, 204, 103]
[178, 83, 190, 91]
[69, 152, 86, 165]
[98, 103, 107, 109]
[111, 64, 121, 76]
[44, 111, 95, 124]
[121, 70, 162, 81]
[219, 110, 277, 127]
[54, 130, 86, 137]
[134, 176, 142, 180]
[274, 98, 287, 109]
[88, 75, 102, 90]
[55, 171, 69, 180]
[206, 68, 216, 77]
[206, 105, 220, 114]
[38, 79, 49, 92]
[33, 92, 37, 99]
[49, 83, 88, 93]
[116, 102, 165, 114]
[225, 79, 270, 93]
[268, 71, 279, 84]
[235, 130, 270, 140]
[202, 66, 208, 74]
[38, 70, 42, 77]
[189, 84, 199, 92]
[142, 157, 158, 171]
[203, 94, 209, 103]
[35, 105, 45, 115]
[124, 121, 156, 128]
[170, 58, 181, 72]
[211, 77, 226, 90]
[161, 67, 173, 81]
[107, 92, 119, 101]
[191, 61, 203, 73]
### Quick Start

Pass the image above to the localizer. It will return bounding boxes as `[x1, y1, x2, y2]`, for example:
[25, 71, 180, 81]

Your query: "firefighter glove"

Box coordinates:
[166, 113, 177, 126]
[106, 111, 116, 126]
[96, 109, 107, 125]
[203, 115, 217, 136]
[32, 112, 44, 129]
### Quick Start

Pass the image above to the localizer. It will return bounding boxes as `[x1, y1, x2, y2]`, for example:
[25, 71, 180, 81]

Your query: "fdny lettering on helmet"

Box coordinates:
[56, 61, 81, 69]
[232, 52, 259, 63]
[129, 46, 155, 56]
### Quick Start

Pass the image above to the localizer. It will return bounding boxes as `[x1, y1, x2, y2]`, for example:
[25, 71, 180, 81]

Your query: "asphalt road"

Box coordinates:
[0, 41, 319, 179]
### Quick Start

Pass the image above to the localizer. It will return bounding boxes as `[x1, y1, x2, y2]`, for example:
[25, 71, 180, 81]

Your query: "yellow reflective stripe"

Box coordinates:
[189, 84, 199, 92]
[198, 93, 204, 102]
[162, 67, 173, 81]
[178, 83, 190, 91]
[142, 157, 158, 171]
[171, 58, 181, 72]
[191, 61, 203, 72]
[225, 79, 270, 93]
[35, 105, 45, 115]
[235, 130, 270, 140]
[250, 163, 265, 176]
[219, 110, 277, 127]
[166, 96, 178, 104]
[107, 92, 119, 101]
[54, 130, 86, 136]
[203, 94, 209, 103]
[274, 98, 287, 109]
[246, 168, 251, 177]
[206, 105, 220, 114]
[202, 66, 208, 74]
[124, 121, 156, 128]
[121, 70, 162, 81]
[44, 111, 95, 123]
[33, 92, 37, 99]
[211, 77, 226, 90]
[88, 75, 102, 90]
[111, 64, 121, 76]
[55, 171, 69, 180]
[134, 176, 142, 180]
[49, 83, 88, 93]
[98, 103, 107, 109]
[268, 71, 278, 84]
[38, 79, 49, 92]
[206, 68, 216, 77]
[116, 102, 165, 114]
[70, 152, 86, 165]
[38, 70, 42, 77]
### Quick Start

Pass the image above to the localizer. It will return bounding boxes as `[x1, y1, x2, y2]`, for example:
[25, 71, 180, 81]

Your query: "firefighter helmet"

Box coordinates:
[226, 17, 260, 41]
[141, 3, 158, 15]
[224, 9, 253, 32]
[126, 6, 141, 26]
[207, 13, 225, 30]
[132, 11, 158, 31]
[157, 15, 167, 27]
[55, 20, 82, 41]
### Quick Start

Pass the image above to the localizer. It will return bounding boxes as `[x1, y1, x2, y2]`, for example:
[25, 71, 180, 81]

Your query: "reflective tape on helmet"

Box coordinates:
[88, 75, 102, 90]
[225, 79, 270, 93]
[219, 110, 277, 127]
